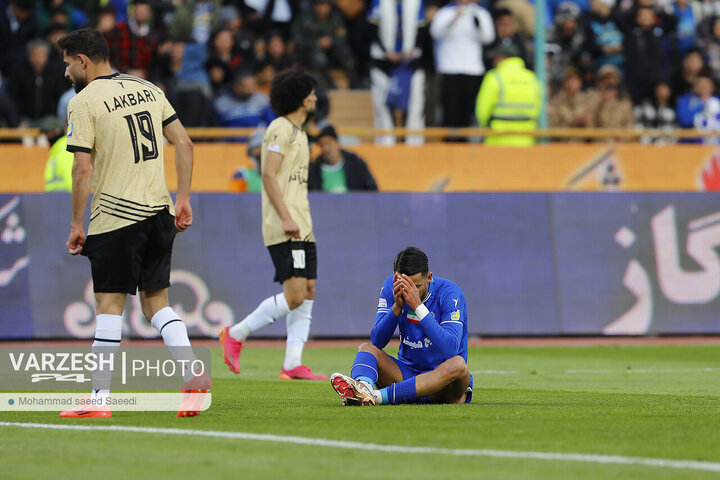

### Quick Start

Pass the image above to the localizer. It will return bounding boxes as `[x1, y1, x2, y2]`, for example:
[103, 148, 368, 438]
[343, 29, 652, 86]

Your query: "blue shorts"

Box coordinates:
[390, 356, 474, 404]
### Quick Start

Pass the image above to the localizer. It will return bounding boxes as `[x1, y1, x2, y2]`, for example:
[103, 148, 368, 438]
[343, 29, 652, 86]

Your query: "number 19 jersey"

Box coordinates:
[66, 72, 178, 236]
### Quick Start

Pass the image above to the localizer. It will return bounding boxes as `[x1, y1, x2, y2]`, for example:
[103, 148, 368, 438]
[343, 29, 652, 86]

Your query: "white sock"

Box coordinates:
[151, 307, 197, 381]
[230, 293, 290, 342]
[91, 314, 122, 405]
[283, 299, 313, 371]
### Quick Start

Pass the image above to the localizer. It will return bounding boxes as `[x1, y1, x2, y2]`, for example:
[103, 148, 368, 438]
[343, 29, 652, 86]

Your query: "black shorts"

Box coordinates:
[82, 210, 176, 295]
[267, 240, 317, 284]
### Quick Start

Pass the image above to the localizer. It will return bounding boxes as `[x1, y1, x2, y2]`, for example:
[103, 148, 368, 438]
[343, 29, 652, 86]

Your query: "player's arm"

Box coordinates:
[67, 151, 92, 255]
[399, 275, 464, 359]
[163, 118, 193, 232]
[371, 277, 400, 349]
[262, 150, 300, 238]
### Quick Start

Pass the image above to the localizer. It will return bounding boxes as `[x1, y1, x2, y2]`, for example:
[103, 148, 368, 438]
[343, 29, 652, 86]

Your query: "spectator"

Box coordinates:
[244, 0, 293, 39]
[475, 44, 542, 146]
[45, 22, 69, 79]
[698, 16, 720, 84]
[229, 129, 264, 192]
[624, 6, 666, 104]
[206, 57, 232, 95]
[672, 48, 708, 98]
[367, 0, 430, 145]
[6, 39, 66, 127]
[206, 28, 249, 76]
[0, 0, 38, 77]
[583, 0, 625, 71]
[260, 31, 297, 73]
[0, 73, 19, 128]
[218, 5, 256, 67]
[547, 2, 586, 92]
[213, 70, 275, 129]
[95, 5, 117, 35]
[586, 63, 634, 129]
[548, 67, 592, 127]
[105, 0, 159, 78]
[672, 0, 700, 55]
[168, 0, 222, 45]
[430, 0, 495, 130]
[292, 0, 357, 89]
[634, 80, 677, 143]
[676, 75, 720, 143]
[484, 8, 529, 69]
[494, 0, 536, 38]
[308, 125, 378, 192]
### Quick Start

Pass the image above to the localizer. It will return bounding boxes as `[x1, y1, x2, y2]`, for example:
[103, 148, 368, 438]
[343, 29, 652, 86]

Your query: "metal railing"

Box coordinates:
[1, 127, 716, 142]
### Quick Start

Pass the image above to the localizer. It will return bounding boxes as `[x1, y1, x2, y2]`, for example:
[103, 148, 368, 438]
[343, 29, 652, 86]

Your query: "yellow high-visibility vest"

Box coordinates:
[475, 57, 542, 146]
[44, 136, 74, 192]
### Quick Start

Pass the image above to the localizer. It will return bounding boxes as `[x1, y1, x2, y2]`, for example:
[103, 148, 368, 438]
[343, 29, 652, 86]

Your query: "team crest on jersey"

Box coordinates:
[451, 310, 460, 321]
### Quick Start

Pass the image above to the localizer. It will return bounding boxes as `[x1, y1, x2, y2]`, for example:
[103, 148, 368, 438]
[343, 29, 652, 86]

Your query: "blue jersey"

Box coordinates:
[372, 275, 468, 372]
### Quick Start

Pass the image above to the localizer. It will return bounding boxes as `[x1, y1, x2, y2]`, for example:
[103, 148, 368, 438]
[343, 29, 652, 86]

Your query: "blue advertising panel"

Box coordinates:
[3, 192, 720, 339]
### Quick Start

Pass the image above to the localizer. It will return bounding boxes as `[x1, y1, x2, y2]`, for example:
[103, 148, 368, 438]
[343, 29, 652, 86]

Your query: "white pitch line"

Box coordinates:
[473, 368, 716, 375]
[1, 422, 719, 473]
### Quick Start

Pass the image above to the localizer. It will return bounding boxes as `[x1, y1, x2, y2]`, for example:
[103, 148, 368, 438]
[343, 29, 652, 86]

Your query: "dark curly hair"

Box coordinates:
[393, 247, 429, 276]
[58, 28, 109, 62]
[270, 68, 317, 116]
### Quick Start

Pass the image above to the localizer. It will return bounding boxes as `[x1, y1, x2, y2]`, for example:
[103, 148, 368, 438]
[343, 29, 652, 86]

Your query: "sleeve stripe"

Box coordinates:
[440, 321, 464, 326]
[67, 145, 91, 154]
[162, 114, 178, 127]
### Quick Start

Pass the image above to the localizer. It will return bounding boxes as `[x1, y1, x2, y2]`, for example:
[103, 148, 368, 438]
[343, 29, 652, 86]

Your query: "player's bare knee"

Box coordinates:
[286, 294, 305, 310]
[441, 356, 468, 381]
[358, 342, 378, 354]
[305, 283, 316, 300]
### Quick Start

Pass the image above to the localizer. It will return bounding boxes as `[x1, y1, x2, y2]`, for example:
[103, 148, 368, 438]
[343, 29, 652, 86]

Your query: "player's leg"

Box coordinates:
[220, 241, 294, 373]
[61, 226, 140, 418]
[378, 356, 471, 405]
[139, 210, 210, 416]
[417, 356, 471, 404]
[350, 342, 404, 388]
[280, 278, 317, 378]
[330, 343, 405, 405]
[280, 242, 326, 379]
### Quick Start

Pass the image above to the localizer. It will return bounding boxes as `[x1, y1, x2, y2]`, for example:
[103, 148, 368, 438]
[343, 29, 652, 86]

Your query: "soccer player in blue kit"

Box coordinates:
[330, 247, 472, 405]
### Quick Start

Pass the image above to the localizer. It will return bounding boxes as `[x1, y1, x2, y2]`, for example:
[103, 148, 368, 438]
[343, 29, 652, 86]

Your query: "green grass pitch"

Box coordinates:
[1, 343, 719, 479]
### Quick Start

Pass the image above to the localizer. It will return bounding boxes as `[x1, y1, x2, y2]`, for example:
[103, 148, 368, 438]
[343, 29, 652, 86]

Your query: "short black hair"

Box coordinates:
[393, 247, 429, 276]
[58, 28, 109, 62]
[270, 68, 317, 116]
[317, 124, 337, 140]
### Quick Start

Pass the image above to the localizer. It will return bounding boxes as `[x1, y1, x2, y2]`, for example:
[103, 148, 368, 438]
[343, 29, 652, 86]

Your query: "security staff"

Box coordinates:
[475, 44, 541, 146]
[43, 117, 74, 192]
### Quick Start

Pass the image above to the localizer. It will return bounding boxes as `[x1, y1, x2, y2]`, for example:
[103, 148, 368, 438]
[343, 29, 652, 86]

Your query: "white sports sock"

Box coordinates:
[230, 293, 290, 342]
[283, 299, 313, 371]
[91, 314, 122, 405]
[151, 307, 197, 381]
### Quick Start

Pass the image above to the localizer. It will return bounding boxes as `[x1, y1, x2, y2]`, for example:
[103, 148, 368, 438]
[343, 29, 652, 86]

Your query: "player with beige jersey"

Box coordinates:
[66, 70, 177, 235]
[220, 68, 327, 381]
[57, 28, 210, 419]
[261, 117, 314, 246]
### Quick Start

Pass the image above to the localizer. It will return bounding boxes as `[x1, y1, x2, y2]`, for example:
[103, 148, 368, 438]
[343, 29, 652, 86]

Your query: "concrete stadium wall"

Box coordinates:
[1, 192, 720, 339]
[2, 143, 720, 193]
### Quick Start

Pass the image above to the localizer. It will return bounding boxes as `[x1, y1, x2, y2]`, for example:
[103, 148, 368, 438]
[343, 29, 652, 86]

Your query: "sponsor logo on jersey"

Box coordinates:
[67, 123, 74, 138]
[378, 298, 387, 308]
[451, 310, 461, 321]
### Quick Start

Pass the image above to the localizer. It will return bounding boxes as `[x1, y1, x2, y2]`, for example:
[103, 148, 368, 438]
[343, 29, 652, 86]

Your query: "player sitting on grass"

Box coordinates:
[330, 247, 472, 405]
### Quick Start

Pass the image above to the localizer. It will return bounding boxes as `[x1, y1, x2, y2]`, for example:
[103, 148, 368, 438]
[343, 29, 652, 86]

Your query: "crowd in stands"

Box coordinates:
[1, 0, 719, 142]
